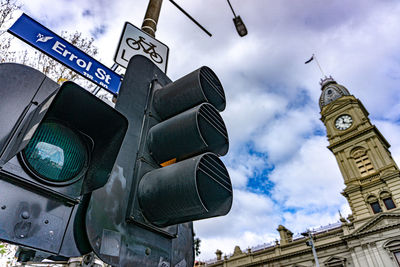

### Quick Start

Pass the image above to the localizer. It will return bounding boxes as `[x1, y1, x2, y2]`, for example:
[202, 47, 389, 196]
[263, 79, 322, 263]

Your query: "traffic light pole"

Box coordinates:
[306, 231, 320, 267]
[141, 0, 212, 37]
[84, 55, 232, 266]
[141, 0, 163, 37]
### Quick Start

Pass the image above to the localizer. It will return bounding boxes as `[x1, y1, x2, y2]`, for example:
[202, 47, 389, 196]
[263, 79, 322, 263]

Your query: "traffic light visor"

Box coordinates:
[153, 66, 226, 120]
[138, 153, 232, 227]
[22, 121, 88, 183]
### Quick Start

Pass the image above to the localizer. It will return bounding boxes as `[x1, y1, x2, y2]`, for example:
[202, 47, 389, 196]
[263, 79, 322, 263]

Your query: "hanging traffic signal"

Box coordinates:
[0, 63, 127, 256]
[85, 55, 233, 266]
[233, 16, 248, 37]
[226, 0, 248, 37]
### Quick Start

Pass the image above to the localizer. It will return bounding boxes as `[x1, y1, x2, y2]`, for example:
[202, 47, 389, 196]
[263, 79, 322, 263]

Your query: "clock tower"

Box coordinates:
[319, 77, 400, 225]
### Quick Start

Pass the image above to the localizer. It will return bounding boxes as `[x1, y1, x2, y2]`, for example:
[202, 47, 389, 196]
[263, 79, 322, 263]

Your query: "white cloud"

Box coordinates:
[374, 120, 400, 164]
[223, 90, 288, 151]
[252, 106, 320, 163]
[194, 189, 280, 260]
[226, 154, 267, 189]
[269, 136, 345, 209]
[282, 210, 341, 235]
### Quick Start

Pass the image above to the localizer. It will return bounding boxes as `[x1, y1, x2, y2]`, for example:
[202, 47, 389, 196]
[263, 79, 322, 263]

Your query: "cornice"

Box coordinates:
[343, 212, 400, 240]
[320, 96, 369, 121]
[381, 169, 400, 181]
[357, 173, 380, 184]
[342, 165, 399, 193]
[342, 184, 361, 196]
[360, 176, 388, 191]
[320, 96, 354, 116]
[245, 240, 346, 267]
[327, 125, 390, 151]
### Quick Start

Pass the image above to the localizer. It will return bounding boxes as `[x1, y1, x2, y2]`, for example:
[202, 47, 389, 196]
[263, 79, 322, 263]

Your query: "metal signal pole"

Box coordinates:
[141, 0, 163, 37]
[302, 231, 320, 267]
[141, 0, 212, 37]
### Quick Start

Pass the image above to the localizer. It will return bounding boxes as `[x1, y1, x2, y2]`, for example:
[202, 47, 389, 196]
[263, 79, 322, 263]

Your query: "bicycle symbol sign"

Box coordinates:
[126, 36, 163, 64]
[114, 22, 169, 72]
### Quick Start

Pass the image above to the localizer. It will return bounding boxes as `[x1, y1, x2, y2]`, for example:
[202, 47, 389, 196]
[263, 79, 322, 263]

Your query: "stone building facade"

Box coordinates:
[202, 77, 400, 267]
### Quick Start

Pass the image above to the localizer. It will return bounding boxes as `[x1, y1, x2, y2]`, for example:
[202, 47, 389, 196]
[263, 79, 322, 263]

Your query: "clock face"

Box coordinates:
[335, 114, 353, 130]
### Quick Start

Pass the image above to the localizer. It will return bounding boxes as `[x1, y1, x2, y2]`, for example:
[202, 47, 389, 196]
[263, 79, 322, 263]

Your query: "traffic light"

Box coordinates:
[0, 63, 127, 256]
[233, 16, 248, 37]
[85, 55, 233, 266]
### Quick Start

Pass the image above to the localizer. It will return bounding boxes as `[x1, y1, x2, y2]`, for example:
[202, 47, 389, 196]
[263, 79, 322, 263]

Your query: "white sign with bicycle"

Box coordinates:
[114, 22, 169, 72]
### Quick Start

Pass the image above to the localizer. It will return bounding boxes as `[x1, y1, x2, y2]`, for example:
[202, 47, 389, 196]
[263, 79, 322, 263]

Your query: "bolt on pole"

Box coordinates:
[141, 0, 163, 37]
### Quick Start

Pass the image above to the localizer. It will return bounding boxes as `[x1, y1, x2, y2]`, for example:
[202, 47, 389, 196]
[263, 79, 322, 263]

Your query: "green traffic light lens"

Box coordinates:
[22, 121, 88, 183]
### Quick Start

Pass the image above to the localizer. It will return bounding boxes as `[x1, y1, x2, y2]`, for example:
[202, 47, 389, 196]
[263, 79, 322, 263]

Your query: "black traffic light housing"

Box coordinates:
[128, 65, 231, 230]
[0, 63, 127, 255]
[233, 16, 248, 37]
[85, 55, 233, 266]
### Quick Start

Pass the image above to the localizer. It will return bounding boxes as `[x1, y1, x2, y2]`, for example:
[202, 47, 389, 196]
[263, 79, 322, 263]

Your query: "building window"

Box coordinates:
[380, 191, 396, 210]
[395, 251, 400, 266]
[370, 201, 382, 214]
[367, 195, 382, 214]
[351, 147, 374, 177]
[355, 154, 374, 176]
[326, 263, 344, 267]
[384, 240, 400, 266]
[324, 256, 346, 266]
[383, 197, 396, 210]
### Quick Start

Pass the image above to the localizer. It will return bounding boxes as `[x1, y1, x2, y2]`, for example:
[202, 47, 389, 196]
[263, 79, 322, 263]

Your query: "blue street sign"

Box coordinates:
[8, 13, 122, 95]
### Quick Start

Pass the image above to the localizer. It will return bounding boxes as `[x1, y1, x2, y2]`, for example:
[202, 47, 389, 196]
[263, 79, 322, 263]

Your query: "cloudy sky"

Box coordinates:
[3, 0, 400, 261]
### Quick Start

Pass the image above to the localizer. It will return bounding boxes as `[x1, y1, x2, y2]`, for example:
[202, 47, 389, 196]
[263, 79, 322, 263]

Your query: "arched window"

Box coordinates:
[380, 191, 396, 210]
[367, 195, 382, 214]
[384, 240, 400, 266]
[351, 147, 374, 177]
[324, 256, 347, 266]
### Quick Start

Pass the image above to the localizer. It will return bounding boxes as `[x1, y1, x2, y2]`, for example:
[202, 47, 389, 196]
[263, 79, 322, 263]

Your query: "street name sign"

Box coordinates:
[8, 13, 122, 95]
[114, 22, 169, 73]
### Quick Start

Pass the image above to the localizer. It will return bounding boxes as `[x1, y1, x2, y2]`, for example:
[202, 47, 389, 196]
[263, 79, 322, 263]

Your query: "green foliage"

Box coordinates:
[0, 241, 18, 266]
[194, 237, 201, 257]
[0, 243, 6, 255]
[193, 231, 201, 257]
